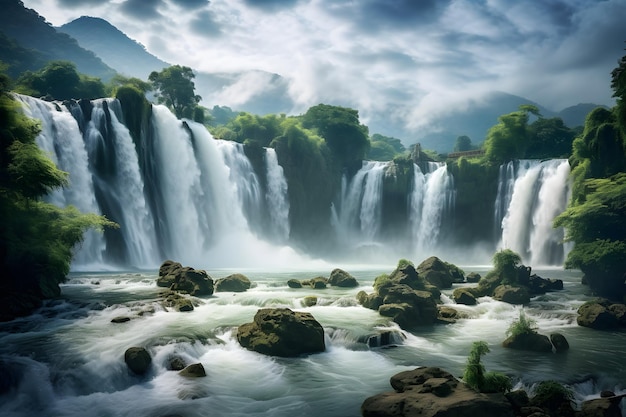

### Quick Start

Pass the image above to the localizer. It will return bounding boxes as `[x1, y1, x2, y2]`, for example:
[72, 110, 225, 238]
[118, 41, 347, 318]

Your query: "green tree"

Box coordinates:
[482, 105, 539, 164]
[15, 60, 105, 100]
[106, 74, 152, 96]
[463, 341, 511, 393]
[453, 135, 473, 152]
[149, 65, 201, 119]
[302, 104, 370, 171]
[0, 70, 114, 320]
[526, 117, 576, 159]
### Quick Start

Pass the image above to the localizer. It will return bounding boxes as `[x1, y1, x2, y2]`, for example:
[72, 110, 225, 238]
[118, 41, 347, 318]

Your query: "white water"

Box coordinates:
[265, 148, 290, 243]
[411, 162, 456, 255]
[1, 267, 624, 417]
[497, 160, 571, 265]
[336, 161, 387, 246]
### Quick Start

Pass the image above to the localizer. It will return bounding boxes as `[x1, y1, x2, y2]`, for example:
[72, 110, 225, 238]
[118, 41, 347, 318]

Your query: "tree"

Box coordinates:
[453, 135, 472, 152]
[463, 341, 511, 393]
[526, 117, 576, 159]
[14, 60, 105, 100]
[149, 65, 201, 119]
[482, 105, 539, 164]
[301, 104, 370, 171]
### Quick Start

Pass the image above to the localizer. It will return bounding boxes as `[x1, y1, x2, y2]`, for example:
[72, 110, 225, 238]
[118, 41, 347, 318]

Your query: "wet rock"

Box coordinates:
[493, 285, 530, 305]
[502, 332, 553, 353]
[362, 366, 515, 417]
[577, 301, 619, 329]
[215, 273, 251, 292]
[309, 277, 328, 289]
[580, 397, 623, 417]
[549, 333, 569, 353]
[179, 363, 206, 378]
[357, 291, 383, 310]
[124, 347, 151, 375]
[453, 287, 477, 305]
[328, 268, 359, 287]
[466, 272, 481, 283]
[111, 316, 131, 323]
[416, 256, 464, 289]
[302, 296, 318, 307]
[166, 355, 186, 371]
[287, 279, 302, 289]
[157, 261, 214, 296]
[237, 308, 325, 357]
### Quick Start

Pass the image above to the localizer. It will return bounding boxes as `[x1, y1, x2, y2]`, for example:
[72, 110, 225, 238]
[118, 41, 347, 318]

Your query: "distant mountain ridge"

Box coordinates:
[2, 2, 604, 152]
[0, 0, 115, 81]
[58, 16, 169, 80]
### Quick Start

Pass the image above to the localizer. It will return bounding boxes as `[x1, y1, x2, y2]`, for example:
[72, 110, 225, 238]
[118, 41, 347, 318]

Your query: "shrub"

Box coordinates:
[463, 341, 511, 393]
[506, 309, 538, 338]
[531, 380, 574, 410]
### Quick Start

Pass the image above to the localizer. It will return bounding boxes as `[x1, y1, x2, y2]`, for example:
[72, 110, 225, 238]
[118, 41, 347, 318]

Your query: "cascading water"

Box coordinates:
[495, 159, 571, 265]
[265, 148, 290, 243]
[410, 162, 456, 256]
[17, 96, 298, 269]
[336, 161, 387, 246]
[16, 95, 106, 267]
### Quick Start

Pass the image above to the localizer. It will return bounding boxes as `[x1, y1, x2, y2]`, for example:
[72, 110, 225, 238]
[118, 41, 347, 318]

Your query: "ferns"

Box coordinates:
[506, 309, 538, 338]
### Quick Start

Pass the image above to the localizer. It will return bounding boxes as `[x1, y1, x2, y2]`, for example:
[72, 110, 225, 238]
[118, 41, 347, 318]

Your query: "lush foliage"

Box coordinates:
[14, 60, 106, 100]
[302, 104, 370, 171]
[531, 381, 574, 410]
[553, 54, 626, 299]
[368, 133, 406, 161]
[0, 71, 113, 318]
[463, 341, 512, 393]
[492, 249, 522, 285]
[149, 65, 202, 120]
[453, 135, 473, 152]
[506, 309, 538, 338]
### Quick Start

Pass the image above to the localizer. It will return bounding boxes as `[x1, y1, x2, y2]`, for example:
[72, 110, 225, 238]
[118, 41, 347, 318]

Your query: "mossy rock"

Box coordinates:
[452, 287, 477, 305]
[303, 296, 318, 307]
[328, 268, 359, 287]
[215, 273, 251, 292]
[492, 285, 530, 305]
[287, 279, 302, 289]
[124, 347, 152, 375]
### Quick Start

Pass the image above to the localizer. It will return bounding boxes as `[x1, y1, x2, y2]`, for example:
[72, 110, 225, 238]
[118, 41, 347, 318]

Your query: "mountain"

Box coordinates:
[58, 16, 295, 116]
[557, 103, 605, 127]
[58, 16, 169, 80]
[0, 0, 116, 81]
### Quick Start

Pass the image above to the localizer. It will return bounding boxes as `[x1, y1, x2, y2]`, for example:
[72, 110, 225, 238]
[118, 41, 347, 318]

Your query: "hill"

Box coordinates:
[0, 0, 116, 81]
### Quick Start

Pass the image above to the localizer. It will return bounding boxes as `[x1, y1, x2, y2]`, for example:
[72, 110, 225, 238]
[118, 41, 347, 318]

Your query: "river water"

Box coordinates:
[1, 266, 625, 417]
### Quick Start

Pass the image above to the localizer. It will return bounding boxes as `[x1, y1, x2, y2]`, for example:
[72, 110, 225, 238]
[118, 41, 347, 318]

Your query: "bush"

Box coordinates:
[506, 309, 538, 338]
[463, 341, 511, 393]
[531, 380, 574, 410]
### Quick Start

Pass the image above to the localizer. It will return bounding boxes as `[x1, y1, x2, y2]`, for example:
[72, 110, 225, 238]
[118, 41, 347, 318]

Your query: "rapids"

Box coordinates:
[1, 267, 625, 417]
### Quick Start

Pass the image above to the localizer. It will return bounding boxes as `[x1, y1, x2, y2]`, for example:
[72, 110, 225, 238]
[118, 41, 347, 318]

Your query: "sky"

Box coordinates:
[20, 0, 626, 133]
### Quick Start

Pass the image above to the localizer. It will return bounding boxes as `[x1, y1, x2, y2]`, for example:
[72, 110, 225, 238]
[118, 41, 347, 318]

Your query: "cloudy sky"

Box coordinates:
[21, 0, 626, 132]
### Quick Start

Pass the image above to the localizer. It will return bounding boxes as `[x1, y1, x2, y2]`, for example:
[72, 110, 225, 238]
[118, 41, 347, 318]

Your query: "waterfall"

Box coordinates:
[496, 159, 571, 265]
[16, 95, 106, 267]
[410, 162, 456, 255]
[265, 148, 290, 242]
[17, 95, 302, 269]
[336, 161, 387, 246]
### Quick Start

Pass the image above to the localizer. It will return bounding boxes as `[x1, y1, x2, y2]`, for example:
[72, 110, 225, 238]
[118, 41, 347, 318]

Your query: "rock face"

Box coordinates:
[328, 268, 359, 287]
[124, 347, 151, 375]
[236, 308, 325, 357]
[416, 256, 464, 289]
[361, 366, 515, 417]
[157, 260, 214, 296]
[215, 273, 251, 292]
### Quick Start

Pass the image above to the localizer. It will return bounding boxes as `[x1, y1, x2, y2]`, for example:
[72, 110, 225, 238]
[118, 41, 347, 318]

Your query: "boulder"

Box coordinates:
[528, 274, 564, 294]
[362, 330, 405, 348]
[166, 355, 186, 371]
[493, 285, 530, 305]
[607, 303, 626, 326]
[416, 256, 463, 289]
[466, 272, 481, 283]
[124, 347, 152, 375]
[309, 277, 328, 289]
[236, 308, 325, 357]
[111, 316, 131, 323]
[549, 333, 569, 353]
[580, 397, 623, 417]
[361, 366, 515, 417]
[161, 291, 196, 312]
[287, 279, 302, 289]
[381, 284, 438, 327]
[437, 306, 468, 323]
[328, 268, 359, 287]
[157, 261, 214, 296]
[179, 363, 206, 378]
[577, 302, 619, 329]
[452, 287, 477, 305]
[502, 332, 553, 353]
[215, 273, 251, 292]
[357, 291, 384, 310]
[302, 296, 317, 307]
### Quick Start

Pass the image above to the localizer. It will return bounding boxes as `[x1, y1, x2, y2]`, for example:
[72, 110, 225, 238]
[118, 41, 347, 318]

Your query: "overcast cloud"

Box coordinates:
[22, 0, 626, 132]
